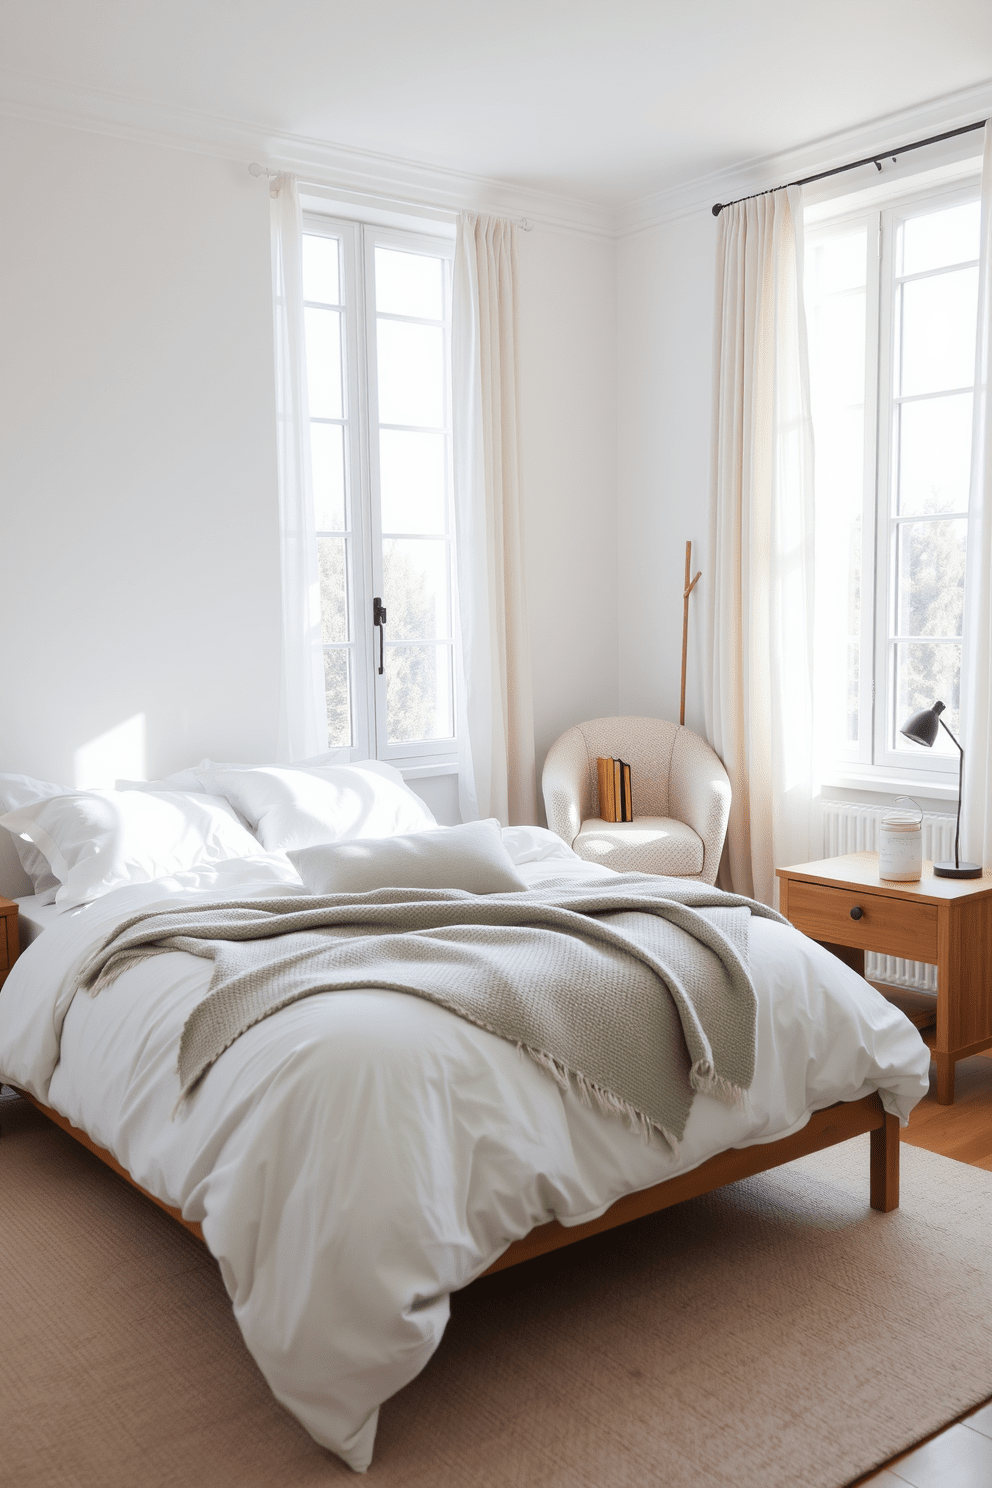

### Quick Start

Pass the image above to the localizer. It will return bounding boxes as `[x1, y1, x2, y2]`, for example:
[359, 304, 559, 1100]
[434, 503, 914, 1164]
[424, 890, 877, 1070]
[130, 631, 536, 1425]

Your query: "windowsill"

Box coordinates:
[398, 760, 458, 780]
[819, 767, 958, 803]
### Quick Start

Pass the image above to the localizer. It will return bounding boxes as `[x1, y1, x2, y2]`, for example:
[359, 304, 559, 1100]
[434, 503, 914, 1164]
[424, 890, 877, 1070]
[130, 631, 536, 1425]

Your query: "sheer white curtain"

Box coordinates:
[271, 173, 326, 762]
[961, 122, 992, 866]
[704, 186, 816, 905]
[451, 212, 536, 825]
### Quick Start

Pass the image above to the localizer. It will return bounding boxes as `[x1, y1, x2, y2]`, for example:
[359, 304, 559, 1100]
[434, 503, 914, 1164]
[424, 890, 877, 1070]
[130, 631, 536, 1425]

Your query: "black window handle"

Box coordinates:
[850, 906, 863, 920]
[373, 597, 387, 675]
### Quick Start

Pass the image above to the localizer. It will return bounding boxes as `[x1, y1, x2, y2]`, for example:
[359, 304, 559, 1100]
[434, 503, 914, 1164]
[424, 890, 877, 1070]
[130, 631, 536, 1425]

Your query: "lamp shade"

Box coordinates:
[900, 700, 945, 748]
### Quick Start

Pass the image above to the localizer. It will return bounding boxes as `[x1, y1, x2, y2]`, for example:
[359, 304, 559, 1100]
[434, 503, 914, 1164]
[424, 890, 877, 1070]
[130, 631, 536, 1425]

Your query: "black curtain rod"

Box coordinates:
[711, 118, 987, 217]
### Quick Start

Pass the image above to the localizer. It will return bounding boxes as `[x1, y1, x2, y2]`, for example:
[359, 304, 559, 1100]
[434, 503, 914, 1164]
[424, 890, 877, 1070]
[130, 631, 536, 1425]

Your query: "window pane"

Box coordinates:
[379, 430, 446, 534]
[376, 320, 444, 427]
[303, 236, 341, 305]
[893, 643, 960, 755]
[311, 423, 346, 531]
[809, 229, 867, 294]
[317, 535, 348, 643]
[895, 393, 972, 516]
[899, 201, 980, 277]
[899, 267, 978, 397]
[305, 308, 343, 419]
[385, 645, 454, 742]
[383, 539, 450, 639]
[809, 291, 866, 406]
[375, 247, 443, 320]
[896, 519, 967, 637]
[807, 227, 867, 756]
[323, 649, 351, 748]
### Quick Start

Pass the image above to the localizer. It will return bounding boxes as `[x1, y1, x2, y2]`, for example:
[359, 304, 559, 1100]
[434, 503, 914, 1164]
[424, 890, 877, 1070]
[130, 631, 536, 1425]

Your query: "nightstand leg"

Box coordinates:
[935, 1055, 956, 1106]
[870, 1112, 899, 1212]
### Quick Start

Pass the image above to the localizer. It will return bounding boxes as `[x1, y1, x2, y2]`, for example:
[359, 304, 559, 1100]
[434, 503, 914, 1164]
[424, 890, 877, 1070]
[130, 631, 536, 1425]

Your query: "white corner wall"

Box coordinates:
[616, 210, 717, 739]
[516, 226, 619, 815]
[0, 113, 620, 828]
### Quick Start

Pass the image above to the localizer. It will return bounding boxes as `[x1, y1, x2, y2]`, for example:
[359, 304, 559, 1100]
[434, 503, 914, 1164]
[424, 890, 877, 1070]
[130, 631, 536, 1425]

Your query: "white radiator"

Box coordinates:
[820, 801, 957, 992]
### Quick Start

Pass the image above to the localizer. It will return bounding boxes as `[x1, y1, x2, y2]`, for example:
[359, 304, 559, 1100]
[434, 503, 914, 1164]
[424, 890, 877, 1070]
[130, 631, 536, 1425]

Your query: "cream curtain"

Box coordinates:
[961, 122, 992, 866]
[271, 173, 326, 762]
[704, 186, 816, 905]
[451, 212, 536, 825]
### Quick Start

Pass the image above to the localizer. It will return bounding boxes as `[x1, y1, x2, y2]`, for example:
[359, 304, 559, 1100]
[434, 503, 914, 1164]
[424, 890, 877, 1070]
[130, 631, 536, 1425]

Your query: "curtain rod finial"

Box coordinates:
[249, 162, 279, 179]
[711, 202, 723, 217]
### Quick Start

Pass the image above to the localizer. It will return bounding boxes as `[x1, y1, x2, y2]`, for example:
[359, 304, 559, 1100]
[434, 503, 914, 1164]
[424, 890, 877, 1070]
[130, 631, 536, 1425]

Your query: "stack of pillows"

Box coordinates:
[0, 757, 531, 912]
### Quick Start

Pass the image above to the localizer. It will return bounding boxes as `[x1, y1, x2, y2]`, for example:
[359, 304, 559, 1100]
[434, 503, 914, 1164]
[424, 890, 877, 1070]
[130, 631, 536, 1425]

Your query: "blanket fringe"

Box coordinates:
[84, 948, 160, 996]
[691, 1058, 749, 1111]
[522, 1044, 678, 1156]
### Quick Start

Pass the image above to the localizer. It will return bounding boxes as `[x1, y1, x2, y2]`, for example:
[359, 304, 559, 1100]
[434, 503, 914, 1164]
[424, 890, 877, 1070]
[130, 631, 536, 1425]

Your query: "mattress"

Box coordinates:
[0, 846, 932, 1471]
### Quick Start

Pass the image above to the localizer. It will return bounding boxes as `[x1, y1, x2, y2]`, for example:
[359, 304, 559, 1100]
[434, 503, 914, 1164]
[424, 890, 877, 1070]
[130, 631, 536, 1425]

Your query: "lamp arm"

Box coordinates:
[938, 717, 964, 869]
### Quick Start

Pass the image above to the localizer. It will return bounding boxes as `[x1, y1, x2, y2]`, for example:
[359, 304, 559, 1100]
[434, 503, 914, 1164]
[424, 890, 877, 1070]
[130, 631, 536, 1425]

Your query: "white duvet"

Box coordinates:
[0, 831, 930, 1472]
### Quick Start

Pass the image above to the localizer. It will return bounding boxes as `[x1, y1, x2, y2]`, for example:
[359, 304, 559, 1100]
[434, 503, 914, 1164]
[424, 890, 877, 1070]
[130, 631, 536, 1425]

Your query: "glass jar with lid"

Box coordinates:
[879, 797, 923, 882]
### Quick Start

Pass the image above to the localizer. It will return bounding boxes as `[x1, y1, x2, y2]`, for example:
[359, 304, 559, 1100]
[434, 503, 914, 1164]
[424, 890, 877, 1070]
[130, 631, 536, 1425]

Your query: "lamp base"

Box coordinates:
[933, 860, 983, 879]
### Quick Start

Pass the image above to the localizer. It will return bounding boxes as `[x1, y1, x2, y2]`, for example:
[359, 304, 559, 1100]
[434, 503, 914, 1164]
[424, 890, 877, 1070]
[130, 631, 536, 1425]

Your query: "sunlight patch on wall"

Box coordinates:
[73, 714, 147, 788]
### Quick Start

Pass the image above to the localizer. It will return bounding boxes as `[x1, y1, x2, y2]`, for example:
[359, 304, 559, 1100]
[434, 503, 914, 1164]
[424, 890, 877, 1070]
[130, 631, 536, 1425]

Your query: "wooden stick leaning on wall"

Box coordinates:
[680, 540, 702, 727]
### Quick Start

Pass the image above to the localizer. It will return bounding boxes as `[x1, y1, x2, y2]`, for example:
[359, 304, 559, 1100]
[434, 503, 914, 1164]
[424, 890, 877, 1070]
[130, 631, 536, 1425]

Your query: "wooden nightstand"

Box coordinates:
[777, 853, 992, 1106]
[0, 897, 19, 989]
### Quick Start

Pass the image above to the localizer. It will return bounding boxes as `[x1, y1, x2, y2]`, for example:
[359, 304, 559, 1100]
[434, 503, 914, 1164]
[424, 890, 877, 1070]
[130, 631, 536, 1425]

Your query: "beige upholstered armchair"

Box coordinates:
[542, 717, 731, 885]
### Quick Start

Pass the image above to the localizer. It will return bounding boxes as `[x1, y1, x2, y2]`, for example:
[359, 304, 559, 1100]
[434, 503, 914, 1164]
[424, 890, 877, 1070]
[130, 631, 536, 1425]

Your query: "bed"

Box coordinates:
[0, 764, 931, 1473]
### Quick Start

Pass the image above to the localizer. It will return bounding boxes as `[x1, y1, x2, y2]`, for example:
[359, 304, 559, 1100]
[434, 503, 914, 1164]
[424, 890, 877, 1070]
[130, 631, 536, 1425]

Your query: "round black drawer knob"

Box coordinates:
[850, 906, 863, 920]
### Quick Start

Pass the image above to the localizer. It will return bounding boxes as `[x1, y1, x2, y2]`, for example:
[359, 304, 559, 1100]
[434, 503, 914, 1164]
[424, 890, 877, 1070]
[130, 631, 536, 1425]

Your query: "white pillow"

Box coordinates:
[0, 790, 261, 910]
[197, 760, 437, 852]
[117, 761, 257, 830]
[289, 819, 527, 896]
[0, 774, 77, 902]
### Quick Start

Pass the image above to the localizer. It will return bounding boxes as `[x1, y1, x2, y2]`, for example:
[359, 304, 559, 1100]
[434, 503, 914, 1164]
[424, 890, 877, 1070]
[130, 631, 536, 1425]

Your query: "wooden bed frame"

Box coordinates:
[3, 900, 900, 1274]
[17, 1089, 899, 1276]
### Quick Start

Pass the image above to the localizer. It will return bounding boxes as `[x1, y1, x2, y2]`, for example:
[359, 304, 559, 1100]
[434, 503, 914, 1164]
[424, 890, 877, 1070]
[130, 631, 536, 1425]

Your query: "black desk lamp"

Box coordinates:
[899, 700, 981, 879]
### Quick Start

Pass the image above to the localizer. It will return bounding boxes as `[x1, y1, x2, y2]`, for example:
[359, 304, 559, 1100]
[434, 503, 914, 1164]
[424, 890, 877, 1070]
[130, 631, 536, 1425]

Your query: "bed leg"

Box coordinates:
[870, 1112, 899, 1212]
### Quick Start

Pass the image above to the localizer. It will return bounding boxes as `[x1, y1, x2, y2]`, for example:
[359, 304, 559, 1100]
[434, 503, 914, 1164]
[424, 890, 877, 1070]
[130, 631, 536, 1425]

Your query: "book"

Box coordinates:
[596, 756, 616, 822]
[596, 756, 634, 823]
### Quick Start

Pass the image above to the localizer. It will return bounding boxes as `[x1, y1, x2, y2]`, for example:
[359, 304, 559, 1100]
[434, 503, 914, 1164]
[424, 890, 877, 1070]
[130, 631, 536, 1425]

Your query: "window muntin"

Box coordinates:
[301, 218, 454, 764]
[806, 179, 980, 780]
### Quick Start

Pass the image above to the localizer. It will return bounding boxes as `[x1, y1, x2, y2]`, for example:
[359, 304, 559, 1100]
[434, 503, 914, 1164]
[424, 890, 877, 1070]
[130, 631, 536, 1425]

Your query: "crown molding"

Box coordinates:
[0, 66, 617, 239]
[617, 76, 992, 237]
[3, 64, 991, 245]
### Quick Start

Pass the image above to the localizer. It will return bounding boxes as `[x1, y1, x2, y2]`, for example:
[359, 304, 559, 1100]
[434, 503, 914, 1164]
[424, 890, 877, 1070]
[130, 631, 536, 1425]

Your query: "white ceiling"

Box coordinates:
[2, 0, 992, 208]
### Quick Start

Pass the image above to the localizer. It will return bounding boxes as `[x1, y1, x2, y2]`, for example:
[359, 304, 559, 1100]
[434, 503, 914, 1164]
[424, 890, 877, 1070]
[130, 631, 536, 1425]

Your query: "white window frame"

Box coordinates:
[302, 211, 457, 772]
[806, 169, 981, 791]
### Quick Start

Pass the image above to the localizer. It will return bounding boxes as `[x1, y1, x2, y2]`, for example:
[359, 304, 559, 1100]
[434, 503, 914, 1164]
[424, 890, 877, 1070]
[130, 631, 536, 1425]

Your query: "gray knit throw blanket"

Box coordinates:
[75, 874, 786, 1152]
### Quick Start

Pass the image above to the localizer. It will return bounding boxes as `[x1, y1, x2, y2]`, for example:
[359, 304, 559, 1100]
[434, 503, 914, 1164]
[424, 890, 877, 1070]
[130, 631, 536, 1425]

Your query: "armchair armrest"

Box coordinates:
[668, 729, 731, 885]
[541, 726, 592, 846]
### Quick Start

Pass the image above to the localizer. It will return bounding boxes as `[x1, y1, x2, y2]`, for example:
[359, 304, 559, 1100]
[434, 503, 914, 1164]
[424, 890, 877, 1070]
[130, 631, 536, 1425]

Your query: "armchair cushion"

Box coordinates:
[573, 817, 704, 877]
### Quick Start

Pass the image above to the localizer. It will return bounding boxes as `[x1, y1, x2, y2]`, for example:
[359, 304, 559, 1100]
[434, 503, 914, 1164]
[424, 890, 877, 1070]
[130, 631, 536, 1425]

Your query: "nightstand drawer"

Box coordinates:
[787, 880, 939, 963]
[0, 922, 8, 975]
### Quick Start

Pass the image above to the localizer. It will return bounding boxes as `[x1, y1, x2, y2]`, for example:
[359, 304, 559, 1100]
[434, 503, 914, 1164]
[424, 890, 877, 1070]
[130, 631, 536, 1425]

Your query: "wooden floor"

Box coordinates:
[853, 1043, 992, 1487]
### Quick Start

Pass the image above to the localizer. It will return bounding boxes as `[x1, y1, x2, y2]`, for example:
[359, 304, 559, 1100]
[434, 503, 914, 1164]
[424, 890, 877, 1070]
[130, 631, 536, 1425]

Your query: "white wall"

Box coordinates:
[0, 115, 282, 787]
[0, 114, 619, 832]
[616, 209, 717, 739]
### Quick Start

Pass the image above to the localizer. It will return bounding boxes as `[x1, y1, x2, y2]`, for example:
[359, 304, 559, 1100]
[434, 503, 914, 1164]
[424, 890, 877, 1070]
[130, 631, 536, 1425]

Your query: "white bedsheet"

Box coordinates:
[12, 893, 60, 948]
[0, 844, 930, 1472]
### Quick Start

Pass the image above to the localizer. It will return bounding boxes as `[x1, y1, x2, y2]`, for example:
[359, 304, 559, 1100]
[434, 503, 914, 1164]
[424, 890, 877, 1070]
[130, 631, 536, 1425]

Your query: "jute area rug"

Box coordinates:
[2, 1095, 991, 1488]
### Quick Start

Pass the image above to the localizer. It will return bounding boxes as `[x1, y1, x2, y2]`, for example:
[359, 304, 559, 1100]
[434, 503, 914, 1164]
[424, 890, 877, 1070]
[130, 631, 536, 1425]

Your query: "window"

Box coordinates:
[805, 175, 981, 780]
[301, 216, 456, 768]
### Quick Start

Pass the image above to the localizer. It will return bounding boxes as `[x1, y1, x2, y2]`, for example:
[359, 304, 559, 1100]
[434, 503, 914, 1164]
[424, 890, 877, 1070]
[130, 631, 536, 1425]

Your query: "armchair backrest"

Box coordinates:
[572, 716, 680, 819]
